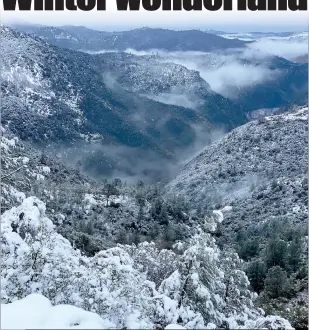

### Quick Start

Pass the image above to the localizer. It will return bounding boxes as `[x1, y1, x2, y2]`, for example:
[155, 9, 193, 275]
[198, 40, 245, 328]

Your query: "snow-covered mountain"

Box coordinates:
[102, 50, 307, 112]
[92, 52, 248, 126]
[13, 25, 248, 52]
[5, 24, 307, 182]
[168, 106, 308, 224]
[5, 25, 307, 136]
[2, 26, 230, 181]
[167, 106, 308, 327]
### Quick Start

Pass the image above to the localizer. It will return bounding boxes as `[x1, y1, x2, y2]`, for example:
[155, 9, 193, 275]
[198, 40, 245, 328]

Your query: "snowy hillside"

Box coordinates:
[94, 52, 247, 125]
[2, 24, 205, 147]
[167, 107, 308, 328]
[1, 26, 220, 181]
[1, 125, 92, 213]
[168, 106, 308, 221]
[0, 126, 193, 255]
[1, 26, 85, 125]
[1, 114, 297, 330]
[1, 195, 293, 329]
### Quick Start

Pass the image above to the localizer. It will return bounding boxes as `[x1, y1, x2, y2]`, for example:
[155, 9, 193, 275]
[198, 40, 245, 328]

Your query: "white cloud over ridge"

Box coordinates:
[87, 33, 307, 100]
[120, 48, 279, 99]
[142, 92, 201, 109]
[248, 38, 308, 60]
[198, 62, 277, 98]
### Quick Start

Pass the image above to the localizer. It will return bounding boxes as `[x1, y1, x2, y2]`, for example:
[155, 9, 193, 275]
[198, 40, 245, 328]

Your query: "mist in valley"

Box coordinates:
[46, 37, 308, 184]
[45, 121, 226, 184]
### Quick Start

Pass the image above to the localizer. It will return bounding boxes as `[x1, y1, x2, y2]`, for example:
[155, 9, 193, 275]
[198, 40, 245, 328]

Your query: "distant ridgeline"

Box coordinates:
[3, 0, 307, 11]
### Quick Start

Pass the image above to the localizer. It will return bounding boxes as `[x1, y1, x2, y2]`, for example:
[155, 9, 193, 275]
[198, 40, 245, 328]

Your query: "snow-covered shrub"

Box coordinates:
[1, 197, 294, 329]
[1, 197, 203, 329]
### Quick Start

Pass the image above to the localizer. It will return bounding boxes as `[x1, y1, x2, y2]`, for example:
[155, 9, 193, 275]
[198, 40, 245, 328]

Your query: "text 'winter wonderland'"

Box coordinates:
[3, 0, 307, 11]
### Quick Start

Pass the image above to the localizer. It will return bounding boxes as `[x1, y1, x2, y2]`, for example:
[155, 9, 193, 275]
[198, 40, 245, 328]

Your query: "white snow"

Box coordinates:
[84, 193, 97, 205]
[1, 294, 204, 330]
[212, 205, 232, 223]
[213, 209, 224, 223]
[1, 294, 113, 329]
[36, 173, 45, 180]
[221, 205, 232, 212]
[165, 324, 186, 329]
[1, 137, 18, 151]
[9, 187, 26, 203]
[265, 107, 308, 122]
[22, 157, 30, 164]
[41, 166, 51, 174]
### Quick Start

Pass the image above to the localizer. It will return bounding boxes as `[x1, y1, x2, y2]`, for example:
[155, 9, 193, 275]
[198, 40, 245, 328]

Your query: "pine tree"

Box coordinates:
[264, 266, 289, 298]
[265, 238, 288, 269]
[246, 261, 266, 294]
[287, 238, 302, 272]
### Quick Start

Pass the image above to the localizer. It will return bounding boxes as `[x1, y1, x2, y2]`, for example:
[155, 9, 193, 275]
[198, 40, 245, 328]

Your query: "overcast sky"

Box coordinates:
[1, 1, 308, 32]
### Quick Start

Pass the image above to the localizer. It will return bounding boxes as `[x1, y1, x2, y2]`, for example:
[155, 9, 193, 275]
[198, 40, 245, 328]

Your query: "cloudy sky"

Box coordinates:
[1, 0, 308, 32]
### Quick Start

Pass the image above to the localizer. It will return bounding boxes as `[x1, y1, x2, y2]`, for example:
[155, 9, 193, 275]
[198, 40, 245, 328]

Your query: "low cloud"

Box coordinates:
[49, 141, 179, 184]
[247, 39, 308, 60]
[47, 121, 227, 184]
[175, 124, 226, 168]
[198, 62, 277, 98]
[81, 49, 118, 54]
[123, 48, 280, 99]
[85, 36, 306, 102]
[142, 92, 201, 110]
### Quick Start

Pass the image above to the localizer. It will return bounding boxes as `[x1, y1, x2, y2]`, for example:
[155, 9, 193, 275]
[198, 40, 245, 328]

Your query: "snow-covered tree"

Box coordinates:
[1, 197, 294, 329]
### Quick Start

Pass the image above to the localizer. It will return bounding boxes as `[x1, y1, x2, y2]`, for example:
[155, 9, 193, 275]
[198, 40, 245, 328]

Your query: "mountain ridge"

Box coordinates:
[12, 24, 249, 52]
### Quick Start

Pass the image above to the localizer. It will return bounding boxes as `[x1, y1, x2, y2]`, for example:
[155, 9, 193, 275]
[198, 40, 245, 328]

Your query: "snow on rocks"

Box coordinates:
[41, 166, 51, 174]
[203, 205, 232, 232]
[212, 209, 224, 223]
[22, 157, 30, 164]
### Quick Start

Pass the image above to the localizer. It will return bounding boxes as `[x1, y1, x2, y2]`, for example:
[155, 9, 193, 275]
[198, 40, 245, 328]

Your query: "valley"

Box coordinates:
[2, 25, 308, 182]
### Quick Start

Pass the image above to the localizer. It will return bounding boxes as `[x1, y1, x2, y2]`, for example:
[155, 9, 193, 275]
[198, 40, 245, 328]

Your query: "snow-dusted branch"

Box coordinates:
[1, 165, 26, 180]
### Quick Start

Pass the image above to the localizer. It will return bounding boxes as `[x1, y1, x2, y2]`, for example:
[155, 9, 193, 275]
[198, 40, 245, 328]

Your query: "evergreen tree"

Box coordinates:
[102, 182, 119, 207]
[246, 261, 266, 294]
[287, 238, 302, 272]
[238, 237, 260, 261]
[264, 266, 289, 298]
[265, 238, 288, 269]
